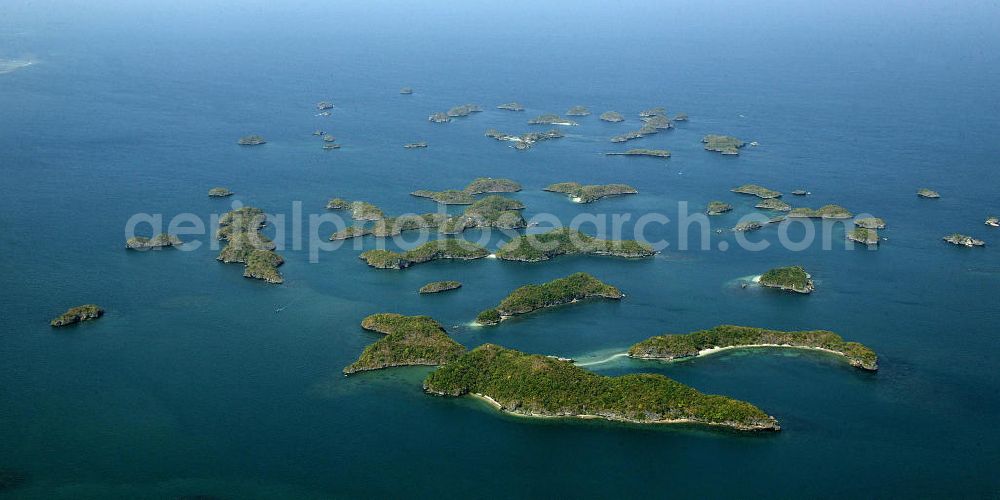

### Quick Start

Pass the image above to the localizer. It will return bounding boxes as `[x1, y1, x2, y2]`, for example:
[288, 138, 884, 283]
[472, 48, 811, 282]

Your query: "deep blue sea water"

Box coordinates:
[1, 1, 999, 498]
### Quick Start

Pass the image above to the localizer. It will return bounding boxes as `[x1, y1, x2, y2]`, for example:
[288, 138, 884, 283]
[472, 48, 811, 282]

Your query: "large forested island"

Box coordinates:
[495, 228, 655, 262]
[50, 304, 104, 327]
[628, 325, 878, 371]
[360, 239, 489, 269]
[543, 182, 638, 203]
[216, 206, 284, 283]
[475, 272, 623, 325]
[343, 314, 466, 374]
[422, 344, 780, 431]
[332, 195, 525, 240]
[758, 266, 815, 293]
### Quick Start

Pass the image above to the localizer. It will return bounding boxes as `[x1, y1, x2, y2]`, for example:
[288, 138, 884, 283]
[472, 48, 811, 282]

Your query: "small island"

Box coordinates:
[208, 187, 233, 197]
[627, 325, 878, 371]
[917, 188, 940, 199]
[791, 189, 809, 196]
[495, 227, 655, 262]
[428, 112, 451, 123]
[609, 130, 645, 143]
[565, 105, 590, 116]
[237, 135, 266, 146]
[399, 87, 414, 95]
[787, 205, 852, 219]
[447, 104, 482, 117]
[599, 111, 625, 122]
[316, 101, 334, 110]
[758, 265, 814, 293]
[703, 135, 744, 155]
[734, 221, 763, 232]
[326, 199, 384, 221]
[216, 206, 284, 284]
[126, 233, 182, 250]
[404, 142, 428, 149]
[707, 201, 733, 215]
[987, 216, 999, 227]
[485, 128, 564, 150]
[641, 114, 672, 129]
[731, 184, 782, 199]
[755, 199, 791, 211]
[497, 102, 525, 111]
[50, 304, 104, 327]
[854, 217, 885, 229]
[465, 177, 521, 194]
[848, 228, 880, 246]
[411, 189, 475, 205]
[475, 272, 622, 325]
[423, 344, 780, 431]
[528, 114, 578, 126]
[331, 214, 448, 240]
[544, 182, 638, 203]
[673, 113, 688, 121]
[343, 314, 466, 375]
[943, 233, 985, 247]
[605, 148, 671, 158]
[443, 195, 526, 233]
[359, 239, 490, 269]
[419, 281, 462, 294]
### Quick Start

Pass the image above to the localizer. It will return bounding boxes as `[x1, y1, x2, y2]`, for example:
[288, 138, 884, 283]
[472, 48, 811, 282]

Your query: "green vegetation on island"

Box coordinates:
[475, 272, 623, 325]
[605, 148, 671, 158]
[419, 281, 463, 294]
[641, 114, 673, 129]
[465, 177, 522, 194]
[854, 217, 886, 229]
[208, 187, 233, 197]
[528, 114, 578, 126]
[411, 189, 475, 205]
[331, 214, 448, 240]
[423, 344, 779, 431]
[943, 234, 985, 247]
[485, 128, 564, 149]
[788, 205, 852, 219]
[848, 228, 880, 246]
[755, 199, 792, 211]
[216, 206, 283, 284]
[917, 188, 940, 198]
[731, 184, 782, 199]
[566, 105, 591, 116]
[599, 111, 625, 122]
[707, 201, 733, 215]
[703, 135, 744, 155]
[447, 104, 482, 117]
[497, 102, 525, 111]
[758, 266, 814, 293]
[343, 314, 466, 375]
[544, 182, 638, 203]
[126, 233, 182, 250]
[734, 221, 763, 232]
[443, 195, 526, 232]
[326, 199, 384, 220]
[237, 135, 266, 146]
[359, 239, 490, 269]
[628, 325, 878, 371]
[495, 227, 655, 262]
[50, 304, 104, 327]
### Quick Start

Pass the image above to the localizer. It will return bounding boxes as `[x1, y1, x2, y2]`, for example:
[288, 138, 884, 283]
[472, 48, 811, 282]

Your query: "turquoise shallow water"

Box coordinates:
[1, 1, 999, 497]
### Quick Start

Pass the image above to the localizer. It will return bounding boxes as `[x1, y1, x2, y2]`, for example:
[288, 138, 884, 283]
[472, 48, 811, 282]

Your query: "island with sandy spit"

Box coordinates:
[343, 314, 466, 375]
[917, 188, 940, 199]
[399, 87, 414, 95]
[628, 325, 878, 371]
[528, 114, 578, 126]
[707, 201, 733, 215]
[605, 148, 671, 158]
[943, 234, 985, 247]
[987, 216, 999, 227]
[423, 344, 779, 431]
[788, 205, 852, 219]
[208, 187, 233, 197]
[703, 135, 744, 155]
[755, 199, 792, 211]
[485, 128, 564, 150]
[216, 206, 284, 284]
[855, 217, 886, 229]
[326, 199, 384, 221]
[848, 228, 880, 246]
[237, 135, 266, 146]
[360, 239, 490, 269]
[50, 304, 104, 327]
[404, 142, 428, 149]
[599, 111, 625, 122]
[475, 272, 623, 325]
[758, 265, 814, 293]
[566, 106, 591, 116]
[419, 281, 462, 294]
[497, 102, 525, 111]
[495, 227, 655, 262]
[126, 233, 182, 250]
[544, 182, 638, 203]
[731, 184, 782, 199]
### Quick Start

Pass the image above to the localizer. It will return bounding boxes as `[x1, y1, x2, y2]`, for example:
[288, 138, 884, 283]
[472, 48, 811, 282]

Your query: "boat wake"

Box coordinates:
[575, 352, 629, 367]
